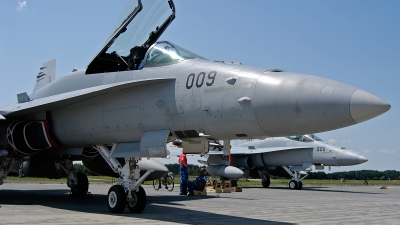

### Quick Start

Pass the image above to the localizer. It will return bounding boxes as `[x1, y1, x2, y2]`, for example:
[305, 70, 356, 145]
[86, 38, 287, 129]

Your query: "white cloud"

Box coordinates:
[16, 1, 27, 12]
[328, 139, 336, 143]
[378, 149, 397, 154]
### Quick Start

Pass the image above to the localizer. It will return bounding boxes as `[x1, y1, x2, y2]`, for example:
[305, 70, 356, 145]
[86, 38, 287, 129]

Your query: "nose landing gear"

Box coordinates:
[282, 166, 307, 190]
[96, 144, 153, 213]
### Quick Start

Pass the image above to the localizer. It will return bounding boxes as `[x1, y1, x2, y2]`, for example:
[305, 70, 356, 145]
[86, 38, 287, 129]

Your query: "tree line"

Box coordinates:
[306, 170, 400, 180]
[73, 163, 101, 176]
[164, 164, 206, 176]
[74, 163, 400, 180]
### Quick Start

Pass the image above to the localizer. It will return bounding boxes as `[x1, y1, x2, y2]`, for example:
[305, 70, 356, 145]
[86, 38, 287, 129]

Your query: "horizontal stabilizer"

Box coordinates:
[17, 92, 30, 103]
[0, 78, 175, 118]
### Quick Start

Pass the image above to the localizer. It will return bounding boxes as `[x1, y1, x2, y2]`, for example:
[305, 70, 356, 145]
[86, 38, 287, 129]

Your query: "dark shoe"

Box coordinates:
[187, 192, 194, 196]
[179, 191, 187, 195]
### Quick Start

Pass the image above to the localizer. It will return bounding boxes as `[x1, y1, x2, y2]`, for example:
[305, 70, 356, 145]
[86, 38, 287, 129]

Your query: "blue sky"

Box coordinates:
[0, 1, 399, 172]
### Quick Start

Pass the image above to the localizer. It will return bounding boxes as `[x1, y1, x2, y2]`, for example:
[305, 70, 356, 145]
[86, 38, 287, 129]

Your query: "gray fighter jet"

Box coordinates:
[204, 134, 368, 190]
[0, 0, 390, 213]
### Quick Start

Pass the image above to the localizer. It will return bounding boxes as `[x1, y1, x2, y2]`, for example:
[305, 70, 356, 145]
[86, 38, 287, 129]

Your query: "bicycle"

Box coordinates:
[153, 172, 174, 192]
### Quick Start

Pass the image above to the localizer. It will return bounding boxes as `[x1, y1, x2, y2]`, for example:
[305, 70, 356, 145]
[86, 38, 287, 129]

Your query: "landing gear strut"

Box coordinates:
[0, 157, 12, 185]
[282, 166, 307, 190]
[96, 144, 153, 213]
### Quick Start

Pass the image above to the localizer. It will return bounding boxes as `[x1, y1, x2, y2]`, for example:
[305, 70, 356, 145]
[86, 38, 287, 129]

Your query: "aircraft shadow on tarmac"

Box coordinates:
[243, 186, 383, 195]
[0, 189, 293, 225]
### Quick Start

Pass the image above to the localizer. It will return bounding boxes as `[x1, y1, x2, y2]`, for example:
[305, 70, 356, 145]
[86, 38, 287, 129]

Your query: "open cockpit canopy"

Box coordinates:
[86, 0, 175, 74]
[287, 134, 323, 142]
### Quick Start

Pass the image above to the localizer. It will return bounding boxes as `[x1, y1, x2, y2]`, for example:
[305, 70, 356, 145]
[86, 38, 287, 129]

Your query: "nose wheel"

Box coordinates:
[108, 185, 127, 213]
[282, 166, 307, 190]
[95, 144, 153, 214]
[126, 186, 147, 213]
[288, 180, 303, 189]
[107, 185, 147, 213]
[297, 181, 303, 189]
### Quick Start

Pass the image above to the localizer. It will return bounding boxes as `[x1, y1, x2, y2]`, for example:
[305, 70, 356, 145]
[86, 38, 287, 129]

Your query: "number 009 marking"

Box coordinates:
[186, 71, 217, 89]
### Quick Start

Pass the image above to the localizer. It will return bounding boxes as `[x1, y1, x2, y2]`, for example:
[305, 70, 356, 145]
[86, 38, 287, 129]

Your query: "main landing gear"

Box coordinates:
[258, 170, 271, 188]
[58, 159, 89, 197]
[71, 172, 89, 197]
[96, 144, 153, 213]
[282, 166, 307, 190]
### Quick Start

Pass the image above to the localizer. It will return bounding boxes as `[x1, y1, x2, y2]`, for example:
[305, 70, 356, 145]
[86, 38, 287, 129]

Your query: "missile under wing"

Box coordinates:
[0, 0, 389, 213]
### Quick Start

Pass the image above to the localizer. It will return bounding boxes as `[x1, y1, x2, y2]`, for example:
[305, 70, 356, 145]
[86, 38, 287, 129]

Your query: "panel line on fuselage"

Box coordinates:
[205, 83, 253, 93]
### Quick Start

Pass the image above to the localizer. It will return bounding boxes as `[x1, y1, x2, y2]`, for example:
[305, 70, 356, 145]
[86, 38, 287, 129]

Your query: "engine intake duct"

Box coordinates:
[6, 121, 58, 156]
[231, 156, 255, 169]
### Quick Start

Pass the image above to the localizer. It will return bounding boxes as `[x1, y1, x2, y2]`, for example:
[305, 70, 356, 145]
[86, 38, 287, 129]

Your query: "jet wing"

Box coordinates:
[0, 78, 175, 118]
[208, 146, 311, 155]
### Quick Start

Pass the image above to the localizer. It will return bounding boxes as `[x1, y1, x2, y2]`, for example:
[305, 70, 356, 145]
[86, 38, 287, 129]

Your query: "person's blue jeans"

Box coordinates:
[181, 180, 195, 194]
[187, 181, 195, 194]
[182, 180, 200, 194]
[179, 165, 188, 191]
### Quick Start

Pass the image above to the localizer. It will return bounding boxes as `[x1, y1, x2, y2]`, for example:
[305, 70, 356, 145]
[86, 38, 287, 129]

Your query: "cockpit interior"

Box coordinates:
[86, 0, 184, 74]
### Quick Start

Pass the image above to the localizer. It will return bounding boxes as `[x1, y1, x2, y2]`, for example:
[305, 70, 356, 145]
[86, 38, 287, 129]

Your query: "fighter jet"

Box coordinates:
[0, 0, 390, 213]
[204, 134, 368, 190]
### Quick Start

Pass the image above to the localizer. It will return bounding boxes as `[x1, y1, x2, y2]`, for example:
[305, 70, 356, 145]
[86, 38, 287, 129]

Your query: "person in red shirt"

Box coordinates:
[179, 152, 188, 195]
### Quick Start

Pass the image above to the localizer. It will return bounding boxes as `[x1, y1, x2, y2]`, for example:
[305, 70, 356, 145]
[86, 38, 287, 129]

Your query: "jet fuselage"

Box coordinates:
[20, 57, 389, 148]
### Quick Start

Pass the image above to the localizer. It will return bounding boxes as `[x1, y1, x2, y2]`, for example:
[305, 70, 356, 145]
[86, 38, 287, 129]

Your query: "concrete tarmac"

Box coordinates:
[0, 182, 399, 225]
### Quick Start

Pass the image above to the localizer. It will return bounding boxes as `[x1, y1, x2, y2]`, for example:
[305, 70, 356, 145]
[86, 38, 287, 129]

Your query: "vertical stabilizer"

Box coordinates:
[33, 59, 56, 93]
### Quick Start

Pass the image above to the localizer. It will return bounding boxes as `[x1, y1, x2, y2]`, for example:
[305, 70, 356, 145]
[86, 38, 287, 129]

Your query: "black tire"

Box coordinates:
[71, 173, 89, 197]
[127, 186, 147, 213]
[153, 179, 161, 191]
[166, 175, 174, 192]
[297, 181, 303, 190]
[107, 185, 127, 213]
[289, 180, 298, 189]
[261, 175, 270, 188]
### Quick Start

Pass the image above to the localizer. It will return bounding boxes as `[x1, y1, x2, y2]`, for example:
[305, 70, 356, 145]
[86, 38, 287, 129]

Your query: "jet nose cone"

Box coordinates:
[359, 155, 368, 164]
[350, 89, 391, 123]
